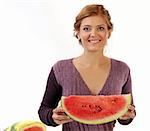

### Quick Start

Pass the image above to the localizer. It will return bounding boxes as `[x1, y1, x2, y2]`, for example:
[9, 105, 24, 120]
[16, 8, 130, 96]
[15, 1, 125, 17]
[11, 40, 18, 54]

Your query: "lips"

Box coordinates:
[88, 39, 101, 44]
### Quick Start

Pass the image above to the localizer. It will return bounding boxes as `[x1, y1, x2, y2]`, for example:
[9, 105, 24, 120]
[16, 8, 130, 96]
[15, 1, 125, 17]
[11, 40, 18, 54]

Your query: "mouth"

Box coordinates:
[88, 39, 101, 44]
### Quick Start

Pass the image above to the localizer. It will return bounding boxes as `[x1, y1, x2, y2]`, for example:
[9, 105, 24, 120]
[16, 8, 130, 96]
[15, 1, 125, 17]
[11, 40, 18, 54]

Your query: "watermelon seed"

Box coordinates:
[112, 99, 117, 104]
[89, 105, 92, 108]
[81, 104, 103, 113]
[97, 108, 102, 112]
[97, 105, 101, 108]
[81, 105, 87, 107]
[97, 106, 102, 112]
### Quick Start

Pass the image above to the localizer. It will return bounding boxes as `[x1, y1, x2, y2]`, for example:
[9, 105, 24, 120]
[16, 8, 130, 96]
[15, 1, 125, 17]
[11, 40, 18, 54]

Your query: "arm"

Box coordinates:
[118, 70, 136, 125]
[38, 68, 62, 126]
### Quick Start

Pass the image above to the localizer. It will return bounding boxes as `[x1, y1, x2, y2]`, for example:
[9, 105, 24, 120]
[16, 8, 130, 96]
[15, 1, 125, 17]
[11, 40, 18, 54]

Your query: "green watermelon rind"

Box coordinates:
[61, 94, 131, 124]
[4, 126, 12, 131]
[5, 121, 46, 131]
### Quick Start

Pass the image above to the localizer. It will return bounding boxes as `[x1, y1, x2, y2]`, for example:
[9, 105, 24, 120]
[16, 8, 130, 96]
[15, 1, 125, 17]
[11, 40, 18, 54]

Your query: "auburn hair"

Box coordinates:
[74, 4, 113, 38]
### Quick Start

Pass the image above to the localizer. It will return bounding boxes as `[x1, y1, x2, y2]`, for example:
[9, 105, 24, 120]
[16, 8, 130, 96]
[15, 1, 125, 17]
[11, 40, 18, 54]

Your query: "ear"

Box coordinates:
[108, 29, 113, 38]
[75, 31, 80, 39]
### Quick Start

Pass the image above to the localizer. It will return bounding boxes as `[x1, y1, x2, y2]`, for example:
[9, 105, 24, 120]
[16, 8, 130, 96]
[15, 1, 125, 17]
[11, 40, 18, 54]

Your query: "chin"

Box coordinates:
[87, 49, 102, 52]
[86, 46, 104, 52]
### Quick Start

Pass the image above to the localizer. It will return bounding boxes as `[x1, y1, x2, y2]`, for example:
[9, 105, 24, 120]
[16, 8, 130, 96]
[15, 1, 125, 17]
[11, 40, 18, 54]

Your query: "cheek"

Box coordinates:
[100, 33, 109, 40]
[100, 31, 108, 37]
[106, 32, 110, 38]
[105, 30, 111, 38]
[80, 33, 89, 41]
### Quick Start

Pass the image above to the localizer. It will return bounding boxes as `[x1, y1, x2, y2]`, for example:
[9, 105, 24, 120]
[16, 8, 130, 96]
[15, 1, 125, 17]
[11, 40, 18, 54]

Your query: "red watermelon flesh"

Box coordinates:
[61, 94, 131, 124]
[10, 121, 46, 131]
[24, 127, 43, 131]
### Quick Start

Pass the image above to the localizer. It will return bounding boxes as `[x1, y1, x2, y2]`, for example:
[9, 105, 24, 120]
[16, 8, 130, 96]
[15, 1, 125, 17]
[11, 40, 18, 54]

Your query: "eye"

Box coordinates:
[97, 26, 105, 31]
[83, 27, 91, 32]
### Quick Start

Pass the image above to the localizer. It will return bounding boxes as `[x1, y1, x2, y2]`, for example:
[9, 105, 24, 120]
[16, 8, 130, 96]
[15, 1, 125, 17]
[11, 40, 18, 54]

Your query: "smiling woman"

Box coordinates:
[38, 4, 136, 131]
[74, 4, 113, 45]
[76, 15, 111, 52]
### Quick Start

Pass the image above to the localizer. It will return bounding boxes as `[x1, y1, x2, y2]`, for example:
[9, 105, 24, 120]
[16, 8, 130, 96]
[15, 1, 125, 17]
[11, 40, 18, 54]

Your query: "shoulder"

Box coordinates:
[52, 58, 73, 73]
[111, 58, 131, 83]
[111, 58, 130, 72]
[52, 58, 73, 84]
[53, 58, 72, 68]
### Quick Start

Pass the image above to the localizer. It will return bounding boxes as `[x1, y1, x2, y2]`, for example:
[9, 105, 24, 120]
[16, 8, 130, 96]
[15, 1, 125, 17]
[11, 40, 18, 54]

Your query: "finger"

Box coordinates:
[128, 105, 135, 111]
[61, 119, 73, 124]
[52, 113, 70, 121]
[128, 105, 136, 116]
[54, 119, 63, 125]
[119, 113, 129, 119]
[53, 107, 65, 113]
[54, 117, 73, 125]
[128, 110, 136, 118]
[120, 114, 135, 119]
[119, 110, 136, 120]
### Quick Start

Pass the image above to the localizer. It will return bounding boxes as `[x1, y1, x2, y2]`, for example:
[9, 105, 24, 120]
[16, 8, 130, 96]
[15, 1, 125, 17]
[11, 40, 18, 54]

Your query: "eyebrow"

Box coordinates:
[82, 24, 106, 27]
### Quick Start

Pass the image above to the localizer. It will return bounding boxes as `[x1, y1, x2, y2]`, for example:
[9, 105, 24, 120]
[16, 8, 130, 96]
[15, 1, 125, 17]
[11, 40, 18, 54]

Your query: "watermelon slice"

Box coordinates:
[4, 126, 11, 131]
[61, 94, 131, 124]
[4, 120, 46, 131]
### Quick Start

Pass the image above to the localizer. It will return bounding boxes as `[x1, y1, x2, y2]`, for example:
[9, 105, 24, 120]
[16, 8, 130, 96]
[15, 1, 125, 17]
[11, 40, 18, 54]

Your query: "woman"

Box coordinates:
[38, 4, 136, 131]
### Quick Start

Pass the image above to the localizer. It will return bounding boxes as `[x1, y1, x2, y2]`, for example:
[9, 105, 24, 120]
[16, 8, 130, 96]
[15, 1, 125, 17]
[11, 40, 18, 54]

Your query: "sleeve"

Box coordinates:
[118, 69, 136, 125]
[38, 67, 62, 126]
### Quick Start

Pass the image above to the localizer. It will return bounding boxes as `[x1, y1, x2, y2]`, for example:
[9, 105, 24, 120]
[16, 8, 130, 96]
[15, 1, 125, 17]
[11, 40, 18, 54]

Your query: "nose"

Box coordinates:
[90, 29, 97, 36]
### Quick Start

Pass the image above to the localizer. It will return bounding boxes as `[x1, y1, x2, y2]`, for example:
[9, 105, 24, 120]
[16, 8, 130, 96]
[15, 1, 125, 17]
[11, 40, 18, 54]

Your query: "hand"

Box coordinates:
[52, 107, 73, 125]
[119, 105, 136, 120]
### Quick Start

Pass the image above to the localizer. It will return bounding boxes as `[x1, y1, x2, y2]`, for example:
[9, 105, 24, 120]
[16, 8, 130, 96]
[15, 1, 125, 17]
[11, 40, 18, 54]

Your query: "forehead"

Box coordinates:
[80, 15, 107, 27]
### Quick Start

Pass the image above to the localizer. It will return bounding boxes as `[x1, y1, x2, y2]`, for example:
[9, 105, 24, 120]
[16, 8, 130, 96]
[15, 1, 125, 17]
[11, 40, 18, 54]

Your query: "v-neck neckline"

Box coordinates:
[70, 58, 113, 95]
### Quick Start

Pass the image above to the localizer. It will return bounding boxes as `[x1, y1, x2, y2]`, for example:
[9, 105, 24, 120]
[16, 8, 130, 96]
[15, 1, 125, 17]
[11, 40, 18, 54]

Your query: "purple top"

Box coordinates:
[38, 58, 134, 131]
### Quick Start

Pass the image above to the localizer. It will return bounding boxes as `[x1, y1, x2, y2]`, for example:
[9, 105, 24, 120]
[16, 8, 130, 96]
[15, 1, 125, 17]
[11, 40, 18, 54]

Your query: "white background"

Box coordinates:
[0, 0, 149, 130]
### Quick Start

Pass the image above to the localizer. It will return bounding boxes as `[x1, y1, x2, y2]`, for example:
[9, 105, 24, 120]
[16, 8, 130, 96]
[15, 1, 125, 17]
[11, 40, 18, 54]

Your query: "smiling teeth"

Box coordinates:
[88, 40, 101, 43]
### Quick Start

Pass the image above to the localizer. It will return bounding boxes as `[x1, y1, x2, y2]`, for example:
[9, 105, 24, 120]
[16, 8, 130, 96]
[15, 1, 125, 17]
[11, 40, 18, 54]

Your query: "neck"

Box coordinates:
[77, 51, 108, 67]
